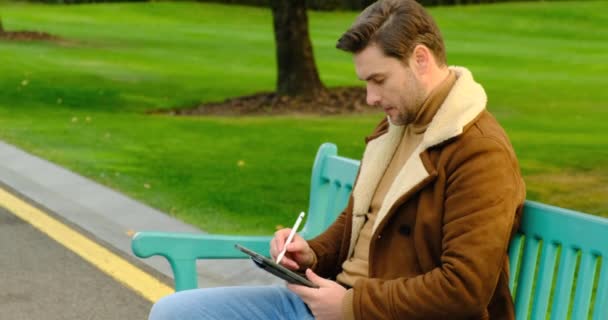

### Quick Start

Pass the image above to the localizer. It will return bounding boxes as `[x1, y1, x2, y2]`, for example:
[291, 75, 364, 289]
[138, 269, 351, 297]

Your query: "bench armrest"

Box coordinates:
[132, 232, 272, 291]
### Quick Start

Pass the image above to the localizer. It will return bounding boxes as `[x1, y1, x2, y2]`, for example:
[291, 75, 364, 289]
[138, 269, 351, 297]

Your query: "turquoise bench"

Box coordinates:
[132, 143, 608, 319]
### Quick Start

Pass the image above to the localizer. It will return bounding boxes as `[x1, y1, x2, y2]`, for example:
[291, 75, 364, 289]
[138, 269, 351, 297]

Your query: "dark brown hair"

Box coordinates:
[336, 0, 446, 66]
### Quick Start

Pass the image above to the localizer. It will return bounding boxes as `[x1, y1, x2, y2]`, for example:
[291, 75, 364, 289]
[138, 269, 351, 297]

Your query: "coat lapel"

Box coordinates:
[348, 124, 404, 257]
[372, 144, 432, 232]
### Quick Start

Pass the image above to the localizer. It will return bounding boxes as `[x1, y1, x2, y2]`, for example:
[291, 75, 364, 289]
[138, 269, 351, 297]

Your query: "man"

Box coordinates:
[149, 0, 525, 319]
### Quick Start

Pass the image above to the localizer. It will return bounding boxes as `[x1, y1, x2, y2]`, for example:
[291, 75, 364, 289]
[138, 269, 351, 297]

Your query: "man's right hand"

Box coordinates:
[270, 228, 315, 271]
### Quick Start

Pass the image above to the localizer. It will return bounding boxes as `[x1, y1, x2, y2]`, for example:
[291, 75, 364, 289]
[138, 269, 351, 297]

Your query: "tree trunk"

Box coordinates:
[270, 0, 325, 97]
[0, 18, 4, 33]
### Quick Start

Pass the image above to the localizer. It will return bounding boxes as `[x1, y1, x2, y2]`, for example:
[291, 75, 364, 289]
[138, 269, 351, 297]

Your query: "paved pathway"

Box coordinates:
[0, 141, 280, 319]
[0, 207, 151, 319]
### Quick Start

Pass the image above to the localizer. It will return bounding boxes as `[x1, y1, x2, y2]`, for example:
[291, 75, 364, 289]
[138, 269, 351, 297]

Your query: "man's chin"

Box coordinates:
[387, 115, 407, 126]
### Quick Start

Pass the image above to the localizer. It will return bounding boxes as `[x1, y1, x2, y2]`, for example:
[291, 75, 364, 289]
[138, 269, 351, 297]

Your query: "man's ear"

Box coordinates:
[411, 44, 431, 74]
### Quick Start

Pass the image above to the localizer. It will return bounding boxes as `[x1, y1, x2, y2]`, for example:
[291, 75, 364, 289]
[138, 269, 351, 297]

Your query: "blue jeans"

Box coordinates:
[149, 285, 315, 320]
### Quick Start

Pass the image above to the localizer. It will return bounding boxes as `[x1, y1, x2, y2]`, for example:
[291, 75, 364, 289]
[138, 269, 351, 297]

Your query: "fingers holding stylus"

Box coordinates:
[271, 228, 290, 258]
[270, 228, 314, 270]
[271, 228, 301, 269]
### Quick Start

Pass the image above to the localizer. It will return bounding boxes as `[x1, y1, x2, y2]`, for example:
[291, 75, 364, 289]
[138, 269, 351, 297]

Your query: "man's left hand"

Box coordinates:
[287, 269, 347, 320]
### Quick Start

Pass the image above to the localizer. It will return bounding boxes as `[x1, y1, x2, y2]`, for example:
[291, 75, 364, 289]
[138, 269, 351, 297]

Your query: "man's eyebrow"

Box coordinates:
[360, 73, 383, 81]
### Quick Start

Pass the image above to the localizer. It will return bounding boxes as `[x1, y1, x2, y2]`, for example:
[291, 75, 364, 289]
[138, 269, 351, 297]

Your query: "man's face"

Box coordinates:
[354, 43, 427, 126]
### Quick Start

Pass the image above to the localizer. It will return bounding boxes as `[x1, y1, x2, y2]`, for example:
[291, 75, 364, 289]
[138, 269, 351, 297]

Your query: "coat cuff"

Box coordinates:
[300, 249, 318, 272]
[342, 289, 355, 320]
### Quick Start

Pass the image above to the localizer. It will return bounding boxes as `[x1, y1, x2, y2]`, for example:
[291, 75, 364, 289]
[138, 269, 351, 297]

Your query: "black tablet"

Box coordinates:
[235, 244, 319, 288]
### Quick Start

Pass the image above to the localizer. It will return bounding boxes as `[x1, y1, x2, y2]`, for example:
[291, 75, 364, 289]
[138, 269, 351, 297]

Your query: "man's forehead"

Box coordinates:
[353, 44, 394, 80]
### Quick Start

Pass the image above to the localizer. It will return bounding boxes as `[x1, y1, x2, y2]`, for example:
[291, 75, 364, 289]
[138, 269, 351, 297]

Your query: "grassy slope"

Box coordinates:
[0, 1, 606, 234]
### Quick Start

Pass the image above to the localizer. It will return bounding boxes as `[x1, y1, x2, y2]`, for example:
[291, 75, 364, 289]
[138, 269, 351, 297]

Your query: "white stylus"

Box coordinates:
[276, 211, 305, 264]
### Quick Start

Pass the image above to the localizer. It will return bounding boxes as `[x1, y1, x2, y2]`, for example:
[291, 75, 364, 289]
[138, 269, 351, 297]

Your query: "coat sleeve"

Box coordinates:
[352, 136, 525, 319]
[307, 196, 352, 279]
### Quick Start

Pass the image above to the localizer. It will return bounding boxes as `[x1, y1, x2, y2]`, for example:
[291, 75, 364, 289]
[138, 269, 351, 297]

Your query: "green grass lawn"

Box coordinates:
[0, 1, 606, 234]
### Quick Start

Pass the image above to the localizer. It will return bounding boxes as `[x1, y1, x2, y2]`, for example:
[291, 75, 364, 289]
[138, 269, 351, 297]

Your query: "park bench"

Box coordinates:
[132, 142, 608, 319]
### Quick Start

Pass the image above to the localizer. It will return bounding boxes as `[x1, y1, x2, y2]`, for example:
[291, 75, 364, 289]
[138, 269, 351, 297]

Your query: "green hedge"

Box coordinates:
[207, 0, 369, 10]
[25, 0, 372, 9]
[18, 0, 561, 10]
[28, 0, 146, 3]
[195, 0, 555, 10]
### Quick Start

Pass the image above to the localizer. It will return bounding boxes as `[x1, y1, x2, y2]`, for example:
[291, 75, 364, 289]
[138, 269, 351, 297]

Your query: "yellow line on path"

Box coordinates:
[0, 187, 174, 302]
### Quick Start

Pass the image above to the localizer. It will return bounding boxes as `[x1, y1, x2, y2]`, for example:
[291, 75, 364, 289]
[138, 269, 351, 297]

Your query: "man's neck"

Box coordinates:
[425, 66, 451, 96]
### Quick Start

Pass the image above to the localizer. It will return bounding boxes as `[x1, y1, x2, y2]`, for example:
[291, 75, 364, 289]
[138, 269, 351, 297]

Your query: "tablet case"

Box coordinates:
[235, 244, 320, 288]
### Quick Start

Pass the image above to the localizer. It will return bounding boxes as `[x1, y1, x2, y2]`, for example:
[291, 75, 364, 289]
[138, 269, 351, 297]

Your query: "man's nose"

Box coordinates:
[366, 85, 381, 106]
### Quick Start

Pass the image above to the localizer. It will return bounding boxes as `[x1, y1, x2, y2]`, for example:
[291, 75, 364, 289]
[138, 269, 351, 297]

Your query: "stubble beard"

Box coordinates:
[390, 108, 416, 126]
[392, 92, 425, 126]
[391, 72, 427, 126]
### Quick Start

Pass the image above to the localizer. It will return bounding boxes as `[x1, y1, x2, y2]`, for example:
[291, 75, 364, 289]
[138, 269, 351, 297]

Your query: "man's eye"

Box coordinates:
[374, 78, 385, 85]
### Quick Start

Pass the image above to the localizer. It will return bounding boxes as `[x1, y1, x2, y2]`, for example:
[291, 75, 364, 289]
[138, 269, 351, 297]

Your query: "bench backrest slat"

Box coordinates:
[532, 240, 559, 318]
[513, 236, 540, 317]
[593, 263, 608, 319]
[552, 247, 578, 318]
[572, 252, 597, 319]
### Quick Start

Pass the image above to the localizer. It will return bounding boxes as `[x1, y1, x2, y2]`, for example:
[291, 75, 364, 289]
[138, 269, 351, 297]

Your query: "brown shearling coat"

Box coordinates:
[307, 67, 526, 319]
